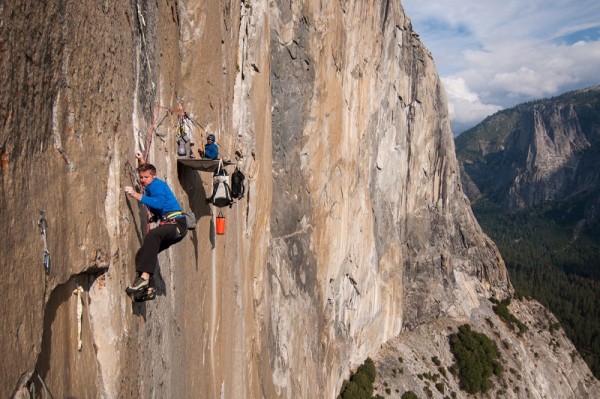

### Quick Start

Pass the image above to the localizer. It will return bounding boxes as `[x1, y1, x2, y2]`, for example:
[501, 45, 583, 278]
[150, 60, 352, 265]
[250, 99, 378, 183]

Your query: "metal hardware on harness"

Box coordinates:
[160, 211, 183, 223]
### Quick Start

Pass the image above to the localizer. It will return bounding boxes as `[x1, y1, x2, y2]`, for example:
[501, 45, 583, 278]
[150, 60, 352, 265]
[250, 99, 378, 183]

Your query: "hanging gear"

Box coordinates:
[231, 167, 245, 199]
[215, 210, 226, 235]
[139, 103, 172, 163]
[176, 113, 195, 157]
[182, 212, 196, 230]
[207, 161, 233, 208]
[177, 133, 189, 156]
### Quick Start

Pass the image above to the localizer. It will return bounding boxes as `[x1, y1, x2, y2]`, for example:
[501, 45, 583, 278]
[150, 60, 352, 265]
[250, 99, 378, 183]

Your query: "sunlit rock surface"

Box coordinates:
[374, 299, 599, 399]
[1, 1, 597, 398]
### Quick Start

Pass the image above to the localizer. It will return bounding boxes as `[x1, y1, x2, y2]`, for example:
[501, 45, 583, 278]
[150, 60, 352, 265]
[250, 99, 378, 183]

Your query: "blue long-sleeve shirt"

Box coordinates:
[140, 178, 181, 219]
[204, 142, 218, 159]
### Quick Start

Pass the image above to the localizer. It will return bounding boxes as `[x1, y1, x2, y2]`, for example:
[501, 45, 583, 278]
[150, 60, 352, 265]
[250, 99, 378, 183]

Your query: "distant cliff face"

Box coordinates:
[456, 87, 600, 216]
[1, 1, 597, 399]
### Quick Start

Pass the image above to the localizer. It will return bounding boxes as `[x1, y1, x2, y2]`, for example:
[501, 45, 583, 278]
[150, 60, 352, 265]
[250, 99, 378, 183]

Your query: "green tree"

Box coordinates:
[338, 358, 377, 399]
[449, 324, 502, 394]
[472, 199, 600, 378]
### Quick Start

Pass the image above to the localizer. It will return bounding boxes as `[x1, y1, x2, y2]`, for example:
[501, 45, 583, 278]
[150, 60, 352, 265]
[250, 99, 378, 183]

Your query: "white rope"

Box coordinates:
[73, 286, 84, 351]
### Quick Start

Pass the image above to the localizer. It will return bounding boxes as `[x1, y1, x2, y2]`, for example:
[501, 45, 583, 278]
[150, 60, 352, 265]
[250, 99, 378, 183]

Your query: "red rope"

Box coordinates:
[143, 104, 171, 163]
[141, 103, 172, 232]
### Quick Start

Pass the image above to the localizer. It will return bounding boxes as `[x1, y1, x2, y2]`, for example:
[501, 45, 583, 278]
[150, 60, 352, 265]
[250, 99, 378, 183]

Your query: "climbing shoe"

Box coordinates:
[133, 287, 156, 302]
[125, 277, 149, 294]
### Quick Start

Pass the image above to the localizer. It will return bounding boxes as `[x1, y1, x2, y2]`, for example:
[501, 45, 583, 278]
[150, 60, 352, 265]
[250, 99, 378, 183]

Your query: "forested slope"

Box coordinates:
[455, 87, 600, 378]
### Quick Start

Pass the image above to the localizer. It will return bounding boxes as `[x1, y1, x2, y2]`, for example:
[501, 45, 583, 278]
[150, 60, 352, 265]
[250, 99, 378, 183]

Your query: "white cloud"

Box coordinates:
[403, 0, 600, 132]
[462, 39, 600, 102]
[442, 76, 502, 126]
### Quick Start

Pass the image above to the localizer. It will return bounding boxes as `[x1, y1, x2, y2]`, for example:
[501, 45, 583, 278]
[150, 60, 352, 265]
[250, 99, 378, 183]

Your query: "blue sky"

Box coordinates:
[402, 0, 600, 134]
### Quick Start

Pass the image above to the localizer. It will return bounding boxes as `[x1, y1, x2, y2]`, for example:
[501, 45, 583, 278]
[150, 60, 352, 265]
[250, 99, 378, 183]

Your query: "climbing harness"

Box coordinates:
[162, 210, 183, 220]
[159, 219, 178, 226]
[157, 211, 182, 225]
[38, 210, 51, 274]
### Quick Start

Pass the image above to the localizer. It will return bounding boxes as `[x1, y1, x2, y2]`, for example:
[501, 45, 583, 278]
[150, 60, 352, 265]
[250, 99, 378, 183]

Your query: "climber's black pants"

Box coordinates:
[135, 218, 187, 275]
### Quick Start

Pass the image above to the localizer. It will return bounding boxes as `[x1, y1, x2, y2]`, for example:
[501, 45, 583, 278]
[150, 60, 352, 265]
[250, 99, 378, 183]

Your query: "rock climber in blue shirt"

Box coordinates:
[199, 133, 219, 159]
[124, 160, 187, 301]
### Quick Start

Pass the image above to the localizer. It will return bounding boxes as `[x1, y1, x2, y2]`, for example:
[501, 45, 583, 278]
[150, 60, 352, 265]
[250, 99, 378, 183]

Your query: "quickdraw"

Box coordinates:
[38, 210, 51, 274]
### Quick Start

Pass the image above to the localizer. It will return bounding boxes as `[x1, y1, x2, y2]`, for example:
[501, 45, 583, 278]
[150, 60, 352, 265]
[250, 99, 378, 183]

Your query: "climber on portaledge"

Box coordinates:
[199, 133, 219, 160]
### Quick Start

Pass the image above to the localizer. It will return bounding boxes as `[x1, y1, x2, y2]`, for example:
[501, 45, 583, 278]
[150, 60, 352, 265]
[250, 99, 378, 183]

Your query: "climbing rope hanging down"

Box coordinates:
[136, 103, 172, 232]
[142, 100, 205, 161]
[142, 103, 172, 164]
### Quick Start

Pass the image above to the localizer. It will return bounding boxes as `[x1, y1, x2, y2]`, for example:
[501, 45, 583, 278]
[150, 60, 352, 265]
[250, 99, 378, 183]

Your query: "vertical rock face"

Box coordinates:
[1, 1, 136, 397]
[266, 1, 508, 396]
[1, 1, 595, 399]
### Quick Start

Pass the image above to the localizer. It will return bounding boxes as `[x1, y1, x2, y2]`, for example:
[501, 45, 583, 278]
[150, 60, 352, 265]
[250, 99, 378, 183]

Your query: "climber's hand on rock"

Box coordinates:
[124, 186, 136, 197]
